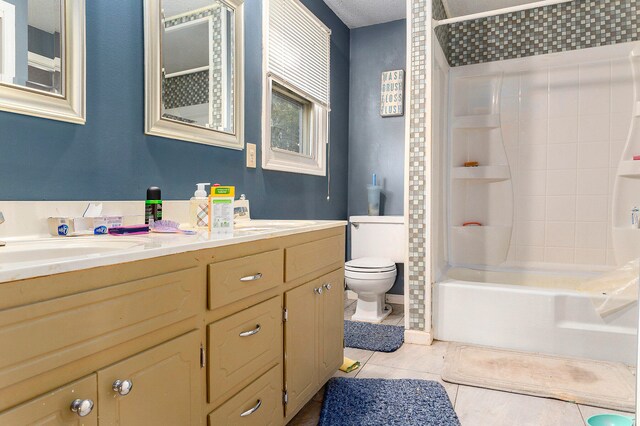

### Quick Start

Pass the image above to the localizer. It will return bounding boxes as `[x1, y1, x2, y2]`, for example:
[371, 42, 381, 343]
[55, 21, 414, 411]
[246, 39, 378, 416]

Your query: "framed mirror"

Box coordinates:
[144, 0, 244, 149]
[0, 0, 85, 124]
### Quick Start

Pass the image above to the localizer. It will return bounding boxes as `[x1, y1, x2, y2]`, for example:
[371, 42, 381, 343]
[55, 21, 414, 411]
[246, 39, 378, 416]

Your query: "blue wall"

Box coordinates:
[0, 0, 350, 221]
[348, 19, 406, 217]
[346, 20, 406, 295]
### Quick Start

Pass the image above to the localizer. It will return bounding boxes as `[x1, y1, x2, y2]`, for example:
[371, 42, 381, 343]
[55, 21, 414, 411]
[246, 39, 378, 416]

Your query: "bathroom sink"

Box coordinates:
[0, 238, 146, 265]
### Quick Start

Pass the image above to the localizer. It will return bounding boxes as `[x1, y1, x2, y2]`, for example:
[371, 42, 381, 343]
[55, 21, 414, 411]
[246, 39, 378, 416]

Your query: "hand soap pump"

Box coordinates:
[190, 183, 211, 229]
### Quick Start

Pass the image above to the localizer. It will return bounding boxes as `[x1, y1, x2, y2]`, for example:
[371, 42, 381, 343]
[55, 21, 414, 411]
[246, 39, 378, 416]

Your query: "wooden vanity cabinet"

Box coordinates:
[0, 375, 98, 425]
[97, 331, 201, 425]
[207, 296, 283, 407]
[0, 332, 201, 426]
[318, 269, 346, 381]
[0, 225, 346, 426]
[284, 268, 344, 419]
[208, 364, 283, 426]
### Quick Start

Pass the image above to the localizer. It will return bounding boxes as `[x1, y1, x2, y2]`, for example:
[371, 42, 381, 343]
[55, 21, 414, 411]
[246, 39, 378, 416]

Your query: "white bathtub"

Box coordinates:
[433, 267, 638, 365]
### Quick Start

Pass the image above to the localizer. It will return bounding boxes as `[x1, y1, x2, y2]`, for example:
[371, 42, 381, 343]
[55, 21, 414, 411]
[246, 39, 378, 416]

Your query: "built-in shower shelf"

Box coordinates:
[617, 161, 640, 178]
[452, 165, 510, 182]
[453, 114, 500, 129]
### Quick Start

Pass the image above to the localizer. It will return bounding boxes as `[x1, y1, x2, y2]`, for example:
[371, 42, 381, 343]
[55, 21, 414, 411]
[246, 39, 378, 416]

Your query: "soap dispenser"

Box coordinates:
[190, 183, 211, 229]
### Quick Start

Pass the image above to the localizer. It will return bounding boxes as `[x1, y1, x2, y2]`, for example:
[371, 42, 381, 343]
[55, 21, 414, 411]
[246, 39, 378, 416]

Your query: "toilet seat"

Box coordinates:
[345, 257, 396, 273]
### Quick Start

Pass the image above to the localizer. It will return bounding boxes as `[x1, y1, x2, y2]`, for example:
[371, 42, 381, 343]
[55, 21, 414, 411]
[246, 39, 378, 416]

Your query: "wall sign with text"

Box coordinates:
[380, 70, 404, 117]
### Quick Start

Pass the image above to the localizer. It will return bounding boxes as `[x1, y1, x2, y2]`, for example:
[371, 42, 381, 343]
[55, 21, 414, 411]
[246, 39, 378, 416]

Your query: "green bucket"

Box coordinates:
[587, 414, 635, 426]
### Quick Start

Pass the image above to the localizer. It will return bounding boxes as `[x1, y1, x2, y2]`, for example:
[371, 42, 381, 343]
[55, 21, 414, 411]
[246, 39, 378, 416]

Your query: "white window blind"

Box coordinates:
[268, 0, 331, 107]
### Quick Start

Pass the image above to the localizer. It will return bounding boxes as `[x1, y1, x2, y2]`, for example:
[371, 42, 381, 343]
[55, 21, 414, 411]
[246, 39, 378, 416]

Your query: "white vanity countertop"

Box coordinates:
[0, 220, 347, 284]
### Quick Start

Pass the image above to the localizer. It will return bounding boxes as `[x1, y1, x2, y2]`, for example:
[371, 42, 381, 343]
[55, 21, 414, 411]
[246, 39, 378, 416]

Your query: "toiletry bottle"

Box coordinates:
[190, 183, 211, 229]
[209, 184, 235, 235]
[632, 206, 639, 229]
[145, 186, 163, 224]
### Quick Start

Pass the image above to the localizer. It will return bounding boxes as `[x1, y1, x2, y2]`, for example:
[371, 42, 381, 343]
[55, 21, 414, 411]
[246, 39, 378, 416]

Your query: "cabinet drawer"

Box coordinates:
[0, 268, 199, 390]
[285, 235, 345, 282]
[208, 364, 283, 426]
[208, 249, 284, 310]
[0, 375, 97, 425]
[208, 296, 282, 405]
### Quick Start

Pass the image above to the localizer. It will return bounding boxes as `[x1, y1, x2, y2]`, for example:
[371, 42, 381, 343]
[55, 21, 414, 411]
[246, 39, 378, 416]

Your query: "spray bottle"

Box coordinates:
[145, 186, 163, 224]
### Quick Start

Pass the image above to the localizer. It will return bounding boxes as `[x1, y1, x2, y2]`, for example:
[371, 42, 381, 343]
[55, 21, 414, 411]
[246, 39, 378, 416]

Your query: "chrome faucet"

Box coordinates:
[0, 212, 4, 247]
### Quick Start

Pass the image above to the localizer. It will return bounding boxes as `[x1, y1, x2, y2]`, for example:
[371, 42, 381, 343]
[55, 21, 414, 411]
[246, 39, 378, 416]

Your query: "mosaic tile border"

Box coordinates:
[447, 0, 639, 67]
[432, 0, 450, 60]
[163, 71, 209, 110]
[211, 11, 224, 128]
[408, 0, 429, 332]
[165, 5, 221, 28]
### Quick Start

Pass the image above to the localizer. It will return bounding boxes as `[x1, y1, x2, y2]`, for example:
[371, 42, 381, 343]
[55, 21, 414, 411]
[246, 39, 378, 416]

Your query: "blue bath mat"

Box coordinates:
[319, 378, 460, 426]
[344, 320, 404, 352]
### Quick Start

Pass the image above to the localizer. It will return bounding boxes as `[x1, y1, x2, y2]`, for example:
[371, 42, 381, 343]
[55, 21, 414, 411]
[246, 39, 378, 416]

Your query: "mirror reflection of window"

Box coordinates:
[0, 0, 63, 95]
[161, 0, 235, 134]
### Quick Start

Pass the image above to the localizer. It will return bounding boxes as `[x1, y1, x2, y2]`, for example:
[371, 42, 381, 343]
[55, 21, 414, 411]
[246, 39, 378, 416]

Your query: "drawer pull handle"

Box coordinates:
[239, 324, 261, 337]
[113, 379, 134, 396]
[323, 283, 332, 291]
[240, 399, 262, 417]
[240, 273, 263, 282]
[70, 399, 94, 417]
[314, 287, 323, 295]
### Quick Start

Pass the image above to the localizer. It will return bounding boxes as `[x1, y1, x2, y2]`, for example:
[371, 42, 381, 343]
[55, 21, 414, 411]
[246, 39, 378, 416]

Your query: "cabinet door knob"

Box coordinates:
[113, 379, 134, 396]
[323, 283, 332, 291]
[314, 287, 323, 295]
[240, 273, 263, 282]
[70, 399, 94, 417]
[240, 399, 262, 417]
[239, 324, 261, 337]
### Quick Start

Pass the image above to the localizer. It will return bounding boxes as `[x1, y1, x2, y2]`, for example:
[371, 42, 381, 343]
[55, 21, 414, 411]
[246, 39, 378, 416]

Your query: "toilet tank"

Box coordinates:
[350, 216, 405, 263]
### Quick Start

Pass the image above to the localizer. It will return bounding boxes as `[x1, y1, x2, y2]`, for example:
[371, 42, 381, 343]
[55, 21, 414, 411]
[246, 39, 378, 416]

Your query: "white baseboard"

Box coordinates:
[346, 290, 405, 305]
[404, 329, 433, 345]
[385, 293, 405, 304]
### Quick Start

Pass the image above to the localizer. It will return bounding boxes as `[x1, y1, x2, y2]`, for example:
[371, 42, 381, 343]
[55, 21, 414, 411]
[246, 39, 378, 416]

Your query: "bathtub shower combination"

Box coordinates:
[432, 42, 640, 365]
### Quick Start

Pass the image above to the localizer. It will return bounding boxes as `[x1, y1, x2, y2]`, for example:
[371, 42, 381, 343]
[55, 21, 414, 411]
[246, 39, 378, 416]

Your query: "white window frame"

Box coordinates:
[264, 76, 328, 175]
[262, 0, 330, 176]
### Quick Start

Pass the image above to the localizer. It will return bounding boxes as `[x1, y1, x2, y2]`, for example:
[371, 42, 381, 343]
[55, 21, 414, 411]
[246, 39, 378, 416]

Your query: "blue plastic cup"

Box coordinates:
[367, 185, 381, 216]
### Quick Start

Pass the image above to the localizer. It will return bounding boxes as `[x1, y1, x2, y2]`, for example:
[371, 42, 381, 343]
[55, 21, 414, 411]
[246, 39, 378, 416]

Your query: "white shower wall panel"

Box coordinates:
[449, 43, 637, 268]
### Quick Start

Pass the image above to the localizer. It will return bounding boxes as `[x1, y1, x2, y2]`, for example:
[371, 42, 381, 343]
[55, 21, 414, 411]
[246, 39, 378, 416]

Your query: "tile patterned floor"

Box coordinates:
[287, 297, 635, 426]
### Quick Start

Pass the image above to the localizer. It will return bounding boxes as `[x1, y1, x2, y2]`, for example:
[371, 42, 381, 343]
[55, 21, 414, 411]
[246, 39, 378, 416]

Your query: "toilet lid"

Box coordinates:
[345, 257, 396, 273]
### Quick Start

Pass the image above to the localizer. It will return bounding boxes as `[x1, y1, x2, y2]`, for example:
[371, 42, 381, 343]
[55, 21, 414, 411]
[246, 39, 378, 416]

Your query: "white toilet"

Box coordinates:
[345, 216, 405, 323]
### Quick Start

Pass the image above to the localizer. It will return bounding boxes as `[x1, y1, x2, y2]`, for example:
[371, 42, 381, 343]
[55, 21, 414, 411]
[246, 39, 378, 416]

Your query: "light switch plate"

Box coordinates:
[246, 143, 257, 168]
